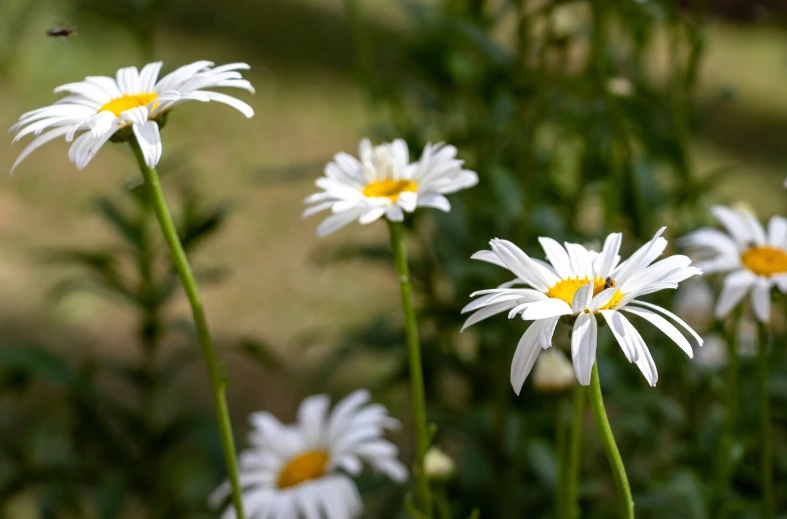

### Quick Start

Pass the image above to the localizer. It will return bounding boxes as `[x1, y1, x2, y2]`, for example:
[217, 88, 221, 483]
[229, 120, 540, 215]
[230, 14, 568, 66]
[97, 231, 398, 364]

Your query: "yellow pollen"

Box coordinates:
[362, 179, 418, 202]
[546, 276, 623, 311]
[277, 450, 330, 489]
[98, 92, 159, 117]
[741, 246, 787, 277]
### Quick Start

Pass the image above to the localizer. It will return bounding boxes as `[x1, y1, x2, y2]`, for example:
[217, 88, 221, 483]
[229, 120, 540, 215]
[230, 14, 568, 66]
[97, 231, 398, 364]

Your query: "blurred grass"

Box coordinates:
[0, 0, 786, 423]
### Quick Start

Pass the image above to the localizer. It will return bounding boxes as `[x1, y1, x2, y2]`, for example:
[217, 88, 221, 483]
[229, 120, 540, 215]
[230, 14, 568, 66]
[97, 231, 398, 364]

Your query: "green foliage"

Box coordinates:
[308, 0, 787, 517]
[0, 180, 278, 518]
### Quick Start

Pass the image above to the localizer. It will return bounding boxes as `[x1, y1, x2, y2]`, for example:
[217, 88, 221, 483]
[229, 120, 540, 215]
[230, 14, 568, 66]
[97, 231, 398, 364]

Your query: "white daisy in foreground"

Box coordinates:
[682, 205, 787, 323]
[304, 138, 478, 236]
[210, 390, 407, 519]
[10, 60, 254, 172]
[462, 229, 703, 391]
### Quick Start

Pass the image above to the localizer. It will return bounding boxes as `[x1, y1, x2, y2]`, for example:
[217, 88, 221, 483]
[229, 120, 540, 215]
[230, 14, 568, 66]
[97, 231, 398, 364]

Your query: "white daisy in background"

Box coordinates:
[303, 138, 478, 236]
[210, 390, 407, 519]
[10, 60, 254, 172]
[462, 228, 703, 391]
[532, 348, 575, 392]
[682, 205, 787, 323]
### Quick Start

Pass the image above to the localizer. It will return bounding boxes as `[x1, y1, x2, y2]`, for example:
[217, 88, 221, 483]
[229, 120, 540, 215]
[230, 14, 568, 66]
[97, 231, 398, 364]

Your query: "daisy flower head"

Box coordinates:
[462, 228, 703, 391]
[10, 60, 254, 172]
[304, 138, 478, 237]
[211, 390, 407, 519]
[682, 205, 787, 323]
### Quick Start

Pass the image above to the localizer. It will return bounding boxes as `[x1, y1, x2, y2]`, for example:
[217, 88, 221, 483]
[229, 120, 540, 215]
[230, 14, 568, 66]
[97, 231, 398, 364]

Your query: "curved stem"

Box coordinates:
[129, 139, 246, 519]
[388, 220, 433, 517]
[757, 321, 774, 519]
[586, 364, 634, 519]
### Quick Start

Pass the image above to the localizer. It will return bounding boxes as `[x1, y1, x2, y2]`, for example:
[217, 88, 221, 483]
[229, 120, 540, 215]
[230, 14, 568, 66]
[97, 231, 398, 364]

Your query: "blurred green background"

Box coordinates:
[1, 0, 787, 517]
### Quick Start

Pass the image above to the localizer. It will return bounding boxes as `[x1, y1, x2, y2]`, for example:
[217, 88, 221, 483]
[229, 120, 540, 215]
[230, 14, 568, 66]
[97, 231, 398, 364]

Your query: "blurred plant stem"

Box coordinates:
[345, 0, 372, 87]
[388, 220, 433, 518]
[714, 309, 741, 516]
[757, 321, 774, 519]
[128, 138, 246, 519]
[557, 383, 584, 519]
[586, 364, 633, 519]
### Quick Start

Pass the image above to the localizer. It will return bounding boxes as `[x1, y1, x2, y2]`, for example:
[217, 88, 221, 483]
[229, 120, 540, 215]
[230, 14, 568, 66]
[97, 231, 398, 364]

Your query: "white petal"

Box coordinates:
[595, 233, 622, 277]
[751, 277, 772, 323]
[601, 310, 638, 363]
[715, 269, 756, 318]
[416, 192, 451, 212]
[622, 306, 693, 358]
[510, 321, 544, 394]
[767, 216, 787, 247]
[316, 208, 363, 237]
[521, 298, 573, 320]
[397, 191, 418, 212]
[711, 205, 753, 247]
[11, 126, 72, 173]
[359, 206, 387, 225]
[538, 237, 573, 278]
[571, 313, 597, 386]
[571, 281, 594, 313]
[132, 121, 162, 168]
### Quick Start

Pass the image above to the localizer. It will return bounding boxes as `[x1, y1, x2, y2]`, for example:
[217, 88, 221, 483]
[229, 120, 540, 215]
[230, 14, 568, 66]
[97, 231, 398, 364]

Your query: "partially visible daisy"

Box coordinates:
[10, 60, 254, 172]
[303, 138, 478, 236]
[533, 348, 575, 392]
[462, 229, 703, 391]
[682, 205, 787, 322]
[210, 390, 407, 519]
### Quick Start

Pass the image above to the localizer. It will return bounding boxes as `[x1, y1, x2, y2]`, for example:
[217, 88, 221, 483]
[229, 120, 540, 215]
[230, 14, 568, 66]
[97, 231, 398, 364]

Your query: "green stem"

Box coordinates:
[714, 310, 741, 517]
[129, 139, 246, 519]
[757, 321, 774, 519]
[555, 396, 567, 519]
[565, 383, 585, 519]
[586, 364, 634, 519]
[388, 220, 433, 517]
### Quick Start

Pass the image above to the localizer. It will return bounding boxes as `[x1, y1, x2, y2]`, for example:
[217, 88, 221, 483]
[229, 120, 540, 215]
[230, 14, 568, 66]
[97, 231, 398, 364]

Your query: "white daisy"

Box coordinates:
[461, 228, 703, 391]
[211, 390, 407, 519]
[10, 60, 254, 172]
[303, 138, 478, 237]
[682, 205, 787, 323]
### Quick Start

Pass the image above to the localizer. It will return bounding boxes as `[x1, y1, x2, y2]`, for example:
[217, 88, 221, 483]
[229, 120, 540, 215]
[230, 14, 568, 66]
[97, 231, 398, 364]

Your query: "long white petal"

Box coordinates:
[132, 121, 162, 168]
[571, 312, 597, 386]
[622, 306, 693, 358]
[510, 321, 544, 394]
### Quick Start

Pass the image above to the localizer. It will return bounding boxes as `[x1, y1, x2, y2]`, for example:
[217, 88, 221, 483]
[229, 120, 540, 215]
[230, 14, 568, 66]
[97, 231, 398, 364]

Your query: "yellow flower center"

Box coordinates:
[741, 246, 787, 277]
[277, 450, 330, 489]
[98, 92, 159, 117]
[362, 179, 418, 202]
[546, 276, 623, 311]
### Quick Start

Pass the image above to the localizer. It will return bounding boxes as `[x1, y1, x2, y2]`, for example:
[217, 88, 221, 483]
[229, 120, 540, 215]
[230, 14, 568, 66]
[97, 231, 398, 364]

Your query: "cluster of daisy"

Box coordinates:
[9, 59, 787, 519]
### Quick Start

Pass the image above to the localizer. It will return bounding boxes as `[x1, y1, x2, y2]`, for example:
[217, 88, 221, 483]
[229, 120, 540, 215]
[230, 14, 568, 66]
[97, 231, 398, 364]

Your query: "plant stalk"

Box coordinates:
[388, 220, 433, 517]
[714, 309, 741, 516]
[757, 321, 774, 519]
[586, 364, 634, 519]
[129, 139, 246, 519]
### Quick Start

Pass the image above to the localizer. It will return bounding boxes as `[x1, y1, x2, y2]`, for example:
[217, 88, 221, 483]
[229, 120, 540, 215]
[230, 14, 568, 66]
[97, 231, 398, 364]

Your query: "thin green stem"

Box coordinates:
[555, 395, 567, 519]
[757, 321, 774, 519]
[129, 139, 246, 519]
[388, 220, 433, 518]
[714, 310, 741, 517]
[586, 364, 634, 519]
[565, 383, 585, 519]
